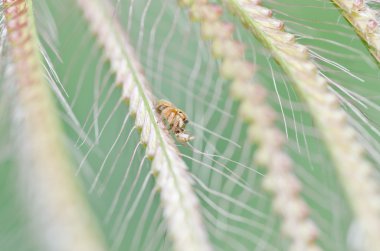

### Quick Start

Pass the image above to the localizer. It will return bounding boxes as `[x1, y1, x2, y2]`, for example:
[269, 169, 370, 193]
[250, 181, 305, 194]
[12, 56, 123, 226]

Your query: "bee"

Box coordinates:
[155, 99, 194, 143]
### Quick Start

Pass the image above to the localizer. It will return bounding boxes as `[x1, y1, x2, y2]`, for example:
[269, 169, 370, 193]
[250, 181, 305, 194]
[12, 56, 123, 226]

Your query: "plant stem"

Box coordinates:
[3, 1, 108, 250]
[76, 0, 213, 250]
[181, 1, 322, 250]
[226, 1, 380, 250]
[331, 0, 380, 65]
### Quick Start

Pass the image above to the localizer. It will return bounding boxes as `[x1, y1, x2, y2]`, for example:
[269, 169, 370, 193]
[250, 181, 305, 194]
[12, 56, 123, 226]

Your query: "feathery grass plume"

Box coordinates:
[75, 0, 212, 250]
[179, 0, 322, 250]
[331, 0, 380, 64]
[225, 0, 380, 250]
[2, 0, 108, 251]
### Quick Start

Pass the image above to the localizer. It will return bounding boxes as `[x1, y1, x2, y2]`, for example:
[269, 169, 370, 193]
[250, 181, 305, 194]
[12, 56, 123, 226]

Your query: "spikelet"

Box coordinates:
[3, 0, 108, 251]
[332, 0, 380, 63]
[180, 0, 323, 249]
[228, 0, 380, 250]
[76, 0, 212, 250]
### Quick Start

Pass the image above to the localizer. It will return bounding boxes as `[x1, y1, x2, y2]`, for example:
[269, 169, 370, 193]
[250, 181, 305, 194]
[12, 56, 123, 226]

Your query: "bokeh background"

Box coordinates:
[1, 0, 380, 250]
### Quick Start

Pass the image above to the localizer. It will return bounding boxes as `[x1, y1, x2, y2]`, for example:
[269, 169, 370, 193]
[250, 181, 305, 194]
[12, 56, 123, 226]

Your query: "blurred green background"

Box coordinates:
[1, 0, 380, 250]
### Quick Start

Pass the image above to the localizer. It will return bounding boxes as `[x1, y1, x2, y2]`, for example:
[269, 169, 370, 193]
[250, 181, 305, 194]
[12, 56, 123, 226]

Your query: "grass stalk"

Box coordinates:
[2, 0, 107, 251]
[179, 0, 322, 249]
[76, 0, 212, 250]
[226, 0, 380, 250]
[331, 0, 380, 65]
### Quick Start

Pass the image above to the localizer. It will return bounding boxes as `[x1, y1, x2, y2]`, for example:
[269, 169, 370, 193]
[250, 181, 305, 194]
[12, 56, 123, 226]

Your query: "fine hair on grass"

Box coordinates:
[1, 0, 380, 251]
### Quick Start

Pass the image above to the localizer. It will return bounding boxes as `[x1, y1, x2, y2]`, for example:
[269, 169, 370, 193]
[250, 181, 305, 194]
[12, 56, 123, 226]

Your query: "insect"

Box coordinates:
[155, 99, 194, 143]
